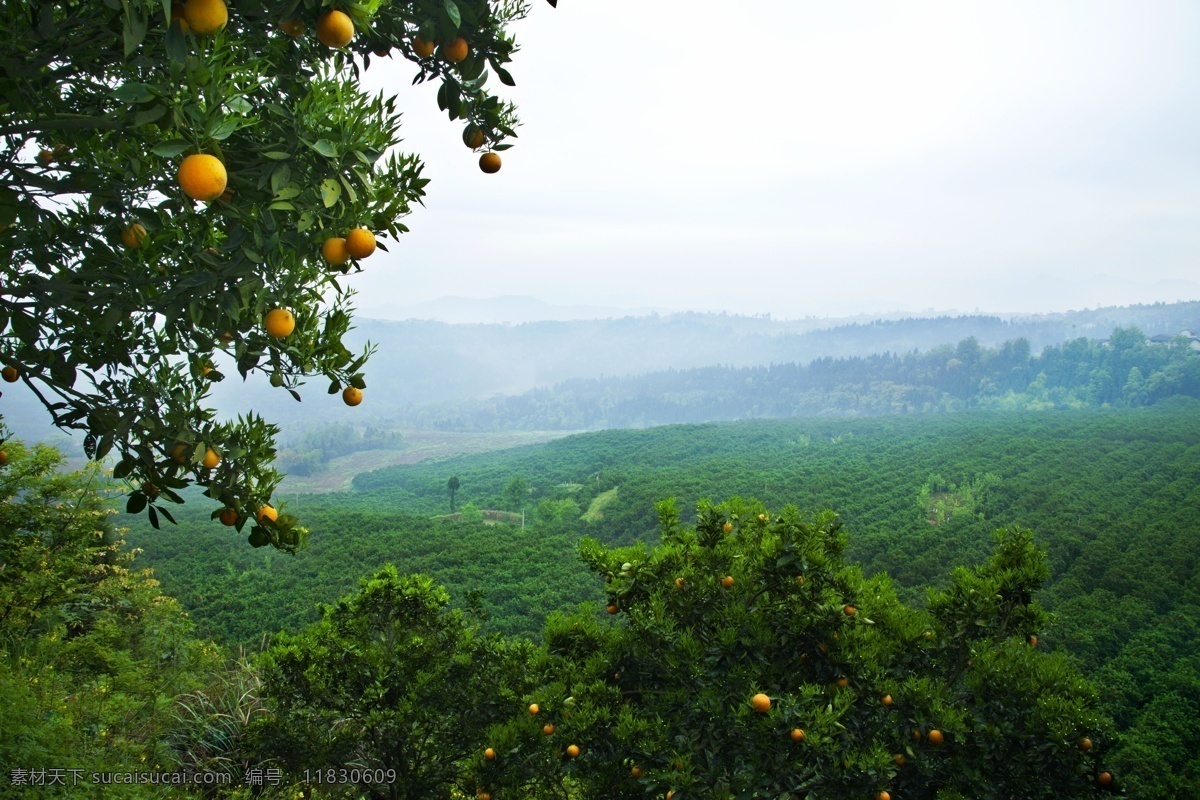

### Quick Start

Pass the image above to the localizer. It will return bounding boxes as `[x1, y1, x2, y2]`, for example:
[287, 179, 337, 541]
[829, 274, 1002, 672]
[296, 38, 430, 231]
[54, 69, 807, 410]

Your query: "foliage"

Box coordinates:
[0, 0, 547, 549]
[277, 421, 401, 475]
[252, 565, 540, 800]
[460, 500, 1111, 799]
[0, 440, 224, 797]
[411, 326, 1200, 430]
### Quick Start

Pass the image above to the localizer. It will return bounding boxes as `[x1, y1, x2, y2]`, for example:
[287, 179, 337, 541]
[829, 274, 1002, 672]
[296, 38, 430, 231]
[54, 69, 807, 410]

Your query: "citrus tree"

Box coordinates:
[252, 565, 541, 800]
[471, 498, 1117, 799]
[0, 0, 549, 550]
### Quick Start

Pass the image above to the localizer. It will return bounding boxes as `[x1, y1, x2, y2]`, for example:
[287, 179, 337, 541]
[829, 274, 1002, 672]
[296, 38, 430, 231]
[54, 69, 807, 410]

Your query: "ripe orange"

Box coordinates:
[184, 0, 227, 34]
[911, 729, 922, 741]
[750, 693, 771, 713]
[605, 603, 619, 614]
[1078, 737, 1092, 752]
[2, 365, 19, 382]
[465, 128, 486, 150]
[483, 747, 496, 760]
[413, 36, 435, 58]
[342, 386, 363, 406]
[924, 630, 934, 640]
[280, 18, 305, 36]
[790, 728, 805, 742]
[631, 765, 644, 778]
[0, 451, 8, 467]
[256, 505, 278, 524]
[263, 308, 295, 338]
[876, 792, 891, 800]
[1097, 772, 1112, 786]
[316, 9, 354, 48]
[674, 577, 685, 589]
[893, 753, 905, 765]
[722, 521, 733, 533]
[201, 448, 220, 469]
[178, 154, 227, 202]
[478, 794, 491, 800]
[796, 575, 805, 585]
[120, 223, 147, 248]
[171, 443, 190, 463]
[835, 677, 849, 688]
[843, 604, 856, 616]
[479, 152, 502, 174]
[529, 703, 539, 715]
[757, 513, 768, 522]
[721, 575, 734, 589]
[666, 790, 675, 800]
[345, 227, 376, 258]
[881, 694, 893, 706]
[322, 236, 351, 266]
[927, 729, 944, 746]
[443, 36, 468, 63]
[37, 149, 54, 166]
[543, 723, 555, 735]
[1029, 635, 1038, 647]
[566, 744, 580, 758]
[219, 507, 239, 526]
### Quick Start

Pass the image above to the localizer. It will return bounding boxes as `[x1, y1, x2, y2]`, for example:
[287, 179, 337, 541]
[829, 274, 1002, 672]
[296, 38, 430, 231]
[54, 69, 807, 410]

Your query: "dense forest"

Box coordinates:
[421, 327, 1200, 430]
[111, 400, 1200, 797]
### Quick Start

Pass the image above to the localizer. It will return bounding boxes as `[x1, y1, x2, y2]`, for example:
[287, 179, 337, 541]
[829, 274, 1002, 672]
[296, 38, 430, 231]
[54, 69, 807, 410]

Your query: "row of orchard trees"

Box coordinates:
[255, 499, 1118, 800]
[0, 439, 1119, 798]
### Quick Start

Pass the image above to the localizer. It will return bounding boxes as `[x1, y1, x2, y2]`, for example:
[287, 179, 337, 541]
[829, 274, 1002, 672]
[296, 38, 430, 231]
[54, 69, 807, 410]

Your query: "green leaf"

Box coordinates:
[311, 139, 339, 158]
[269, 201, 296, 211]
[126, 492, 147, 515]
[150, 140, 192, 158]
[262, 151, 291, 160]
[320, 178, 342, 208]
[443, 0, 461, 28]
[496, 66, 516, 87]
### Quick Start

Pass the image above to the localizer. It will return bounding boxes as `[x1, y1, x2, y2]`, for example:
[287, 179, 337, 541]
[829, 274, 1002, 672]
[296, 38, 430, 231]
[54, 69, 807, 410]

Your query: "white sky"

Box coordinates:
[353, 0, 1200, 319]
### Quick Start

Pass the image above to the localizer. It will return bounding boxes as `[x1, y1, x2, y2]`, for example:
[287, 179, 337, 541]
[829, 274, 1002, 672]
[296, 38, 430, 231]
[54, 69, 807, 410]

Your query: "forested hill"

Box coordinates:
[423, 326, 1200, 430]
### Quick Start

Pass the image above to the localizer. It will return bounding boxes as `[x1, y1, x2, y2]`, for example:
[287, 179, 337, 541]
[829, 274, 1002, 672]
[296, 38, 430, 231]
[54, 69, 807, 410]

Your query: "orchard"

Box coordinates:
[0, 0, 549, 549]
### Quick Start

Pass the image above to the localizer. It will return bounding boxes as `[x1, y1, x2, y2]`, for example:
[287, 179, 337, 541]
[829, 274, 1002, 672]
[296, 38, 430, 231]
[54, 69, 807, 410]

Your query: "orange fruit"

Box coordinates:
[528, 703, 539, 715]
[542, 723, 554, 735]
[605, 603, 619, 614]
[876, 792, 892, 800]
[881, 694, 893, 706]
[1097, 772, 1112, 786]
[566, 744, 580, 758]
[37, 149, 54, 166]
[927, 729, 944, 746]
[345, 227, 376, 258]
[2, 365, 19, 382]
[790, 728, 805, 742]
[796, 575, 805, 585]
[413, 36, 435, 58]
[178, 154, 227, 201]
[674, 577, 685, 589]
[171, 443, 190, 463]
[263, 308, 295, 338]
[443, 36, 468, 63]
[219, 507, 239, 526]
[666, 791, 675, 800]
[721, 575, 734, 589]
[912, 729, 922, 741]
[184, 0, 227, 34]
[631, 765, 644, 778]
[342, 386, 363, 406]
[1078, 737, 1092, 752]
[280, 18, 305, 36]
[120, 223, 147, 248]
[256, 505, 278, 524]
[924, 630, 934, 639]
[201, 448, 220, 469]
[322, 237, 350, 266]
[477, 794, 490, 800]
[483, 747, 496, 760]
[466, 128, 486, 150]
[750, 693, 771, 713]
[893, 753, 905, 765]
[1029, 635, 1038, 647]
[316, 9, 354, 48]
[843, 604, 857, 616]
[835, 677, 849, 688]
[479, 152, 502, 174]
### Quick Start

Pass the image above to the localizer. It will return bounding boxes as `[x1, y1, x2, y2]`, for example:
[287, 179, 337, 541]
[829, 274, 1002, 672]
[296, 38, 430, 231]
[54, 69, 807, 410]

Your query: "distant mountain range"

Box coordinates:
[4, 300, 1198, 447]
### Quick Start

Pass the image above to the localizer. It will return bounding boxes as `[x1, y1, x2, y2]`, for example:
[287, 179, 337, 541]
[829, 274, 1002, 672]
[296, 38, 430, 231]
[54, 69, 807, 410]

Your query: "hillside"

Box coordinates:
[125, 401, 1200, 795]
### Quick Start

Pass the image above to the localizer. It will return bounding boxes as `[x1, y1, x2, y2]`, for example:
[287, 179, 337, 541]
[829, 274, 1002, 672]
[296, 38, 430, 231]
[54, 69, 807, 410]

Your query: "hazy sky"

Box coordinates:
[354, 0, 1200, 319]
